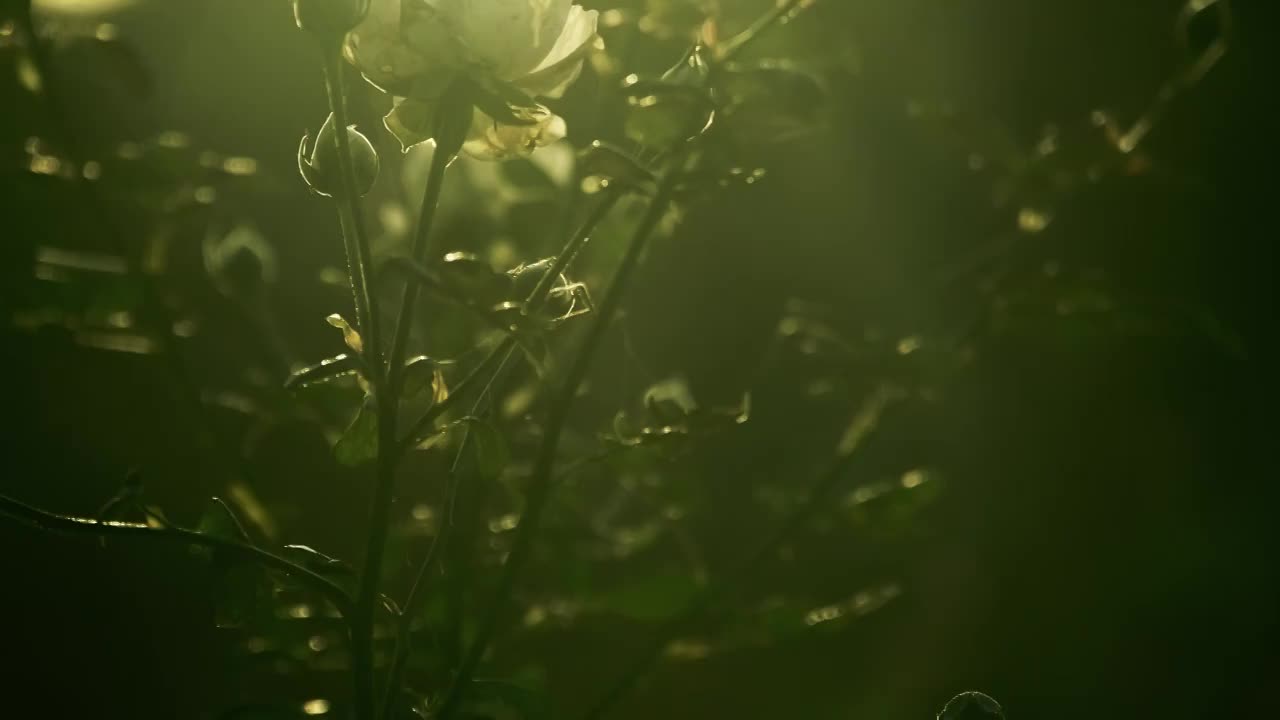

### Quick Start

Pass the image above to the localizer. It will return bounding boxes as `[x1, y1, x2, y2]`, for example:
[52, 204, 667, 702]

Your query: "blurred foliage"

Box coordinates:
[1, 1, 1273, 719]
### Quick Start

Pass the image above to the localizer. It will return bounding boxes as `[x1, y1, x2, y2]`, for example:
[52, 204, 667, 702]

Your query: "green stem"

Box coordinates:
[378, 190, 622, 716]
[387, 143, 453, 393]
[435, 168, 681, 720]
[0, 494, 354, 617]
[319, 41, 394, 720]
[321, 48, 383, 370]
[351, 126, 453, 720]
[395, 189, 623, 454]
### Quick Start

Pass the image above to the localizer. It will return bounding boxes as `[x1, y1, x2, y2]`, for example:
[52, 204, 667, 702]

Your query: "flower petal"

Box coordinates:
[347, 0, 460, 89]
[515, 6, 600, 98]
[383, 97, 440, 152]
[434, 0, 573, 79]
[462, 106, 567, 161]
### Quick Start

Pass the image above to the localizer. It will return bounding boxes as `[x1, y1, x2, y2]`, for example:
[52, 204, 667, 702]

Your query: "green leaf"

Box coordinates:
[284, 353, 361, 391]
[280, 544, 355, 576]
[334, 396, 379, 467]
[718, 60, 827, 145]
[577, 141, 657, 194]
[401, 355, 450, 408]
[326, 313, 364, 354]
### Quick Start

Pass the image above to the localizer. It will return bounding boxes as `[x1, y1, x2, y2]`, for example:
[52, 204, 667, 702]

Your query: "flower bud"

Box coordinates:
[938, 692, 1004, 720]
[293, 0, 369, 39]
[298, 112, 380, 198]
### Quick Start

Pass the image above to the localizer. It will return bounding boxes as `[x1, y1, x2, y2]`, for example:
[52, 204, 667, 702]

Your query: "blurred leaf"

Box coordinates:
[719, 60, 827, 144]
[203, 223, 276, 299]
[196, 497, 252, 544]
[643, 377, 699, 422]
[464, 679, 550, 720]
[417, 417, 508, 480]
[334, 396, 379, 466]
[467, 418, 510, 480]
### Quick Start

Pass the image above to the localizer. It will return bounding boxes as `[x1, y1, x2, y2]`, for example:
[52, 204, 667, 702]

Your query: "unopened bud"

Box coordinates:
[298, 112, 380, 198]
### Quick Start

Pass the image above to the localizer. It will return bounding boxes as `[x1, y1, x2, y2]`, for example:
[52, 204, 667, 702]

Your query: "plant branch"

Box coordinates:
[578, 386, 905, 720]
[377, 189, 623, 716]
[321, 48, 383, 370]
[395, 188, 623, 455]
[434, 167, 681, 720]
[0, 494, 355, 617]
[387, 144, 453, 392]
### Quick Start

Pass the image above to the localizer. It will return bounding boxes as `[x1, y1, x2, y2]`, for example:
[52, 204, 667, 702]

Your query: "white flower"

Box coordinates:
[345, 0, 601, 159]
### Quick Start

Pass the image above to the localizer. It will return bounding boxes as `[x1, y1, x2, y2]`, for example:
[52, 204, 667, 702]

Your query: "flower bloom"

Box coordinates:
[345, 0, 601, 159]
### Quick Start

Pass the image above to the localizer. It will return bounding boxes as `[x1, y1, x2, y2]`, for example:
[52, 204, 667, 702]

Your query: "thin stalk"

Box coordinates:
[321, 48, 383, 370]
[395, 189, 623, 455]
[717, 0, 808, 62]
[378, 190, 622, 716]
[435, 168, 681, 720]
[0, 494, 354, 617]
[318, 40, 394, 720]
[387, 145, 453, 392]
